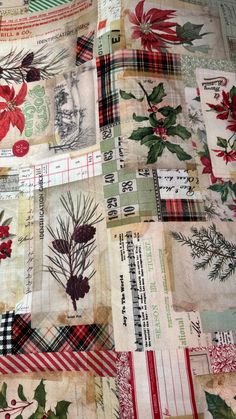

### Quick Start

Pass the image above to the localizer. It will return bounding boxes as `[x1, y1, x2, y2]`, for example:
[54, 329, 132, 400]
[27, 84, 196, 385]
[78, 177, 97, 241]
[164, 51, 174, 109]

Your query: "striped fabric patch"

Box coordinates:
[29, 0, 71, 12]
[0, 351, 117, 376]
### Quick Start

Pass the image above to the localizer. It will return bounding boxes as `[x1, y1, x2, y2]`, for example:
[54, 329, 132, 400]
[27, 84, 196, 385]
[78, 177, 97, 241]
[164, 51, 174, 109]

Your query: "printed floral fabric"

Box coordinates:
[0, 0, 235, 418]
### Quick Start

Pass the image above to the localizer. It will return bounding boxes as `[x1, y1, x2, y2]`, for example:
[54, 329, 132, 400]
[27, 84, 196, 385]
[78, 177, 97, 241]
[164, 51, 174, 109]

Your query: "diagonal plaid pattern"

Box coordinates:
[96, 50, 182, 128]
[0, 311, 14, 355]
[13, 314, 114, 354]
[76, 31, 95, 65]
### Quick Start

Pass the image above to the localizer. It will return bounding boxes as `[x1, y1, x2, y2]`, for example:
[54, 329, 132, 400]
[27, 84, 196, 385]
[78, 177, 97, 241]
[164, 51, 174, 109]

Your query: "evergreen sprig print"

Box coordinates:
[171, 223, 236, 281]
[0, 46, 69, 84]
[46, 191, 103, 311]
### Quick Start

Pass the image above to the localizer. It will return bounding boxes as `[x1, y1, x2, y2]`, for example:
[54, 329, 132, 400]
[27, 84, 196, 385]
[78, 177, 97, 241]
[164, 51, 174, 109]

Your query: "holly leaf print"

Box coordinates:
[55, 400, 71, 418]
[166, 124, 191, 140]
[165, 142, 192, 160]
[205, 391, 236, 419]
[120, 89, 144, 101]
[33, 380, 46, 409]
[18, 384, 27, 401]
[129, 127, 153, 141]
[132, 113, 149, 122]
[148, 83, 166, 104]
[0, 382, 8, 408]
[147, 141, 166, 163]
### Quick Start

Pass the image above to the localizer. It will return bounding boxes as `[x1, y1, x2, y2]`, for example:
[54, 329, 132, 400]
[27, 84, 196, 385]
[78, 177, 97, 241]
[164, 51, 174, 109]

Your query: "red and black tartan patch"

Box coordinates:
[160, 199, 206, 221]
[76, 31, 95, 65]
[13, 314, 114, 354]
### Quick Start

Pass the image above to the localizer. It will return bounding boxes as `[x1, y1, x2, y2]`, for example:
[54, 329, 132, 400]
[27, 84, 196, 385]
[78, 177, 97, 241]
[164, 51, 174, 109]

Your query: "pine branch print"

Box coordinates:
[46, 191, 103, 311]
[171, 223, 236, 281]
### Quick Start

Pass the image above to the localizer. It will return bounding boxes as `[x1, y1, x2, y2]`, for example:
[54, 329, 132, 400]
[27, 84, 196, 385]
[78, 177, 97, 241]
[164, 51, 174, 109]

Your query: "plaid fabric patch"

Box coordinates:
[76, 31, 95, 65]
[13, 314, 114, 354]
[0, 311, 14, 355]
[160, 199, 206, 221]
[96, 50, 182, 128]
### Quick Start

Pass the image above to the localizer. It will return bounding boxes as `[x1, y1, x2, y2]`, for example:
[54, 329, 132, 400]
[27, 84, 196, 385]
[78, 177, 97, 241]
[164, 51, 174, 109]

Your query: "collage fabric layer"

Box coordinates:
[0, 0, 236, 417]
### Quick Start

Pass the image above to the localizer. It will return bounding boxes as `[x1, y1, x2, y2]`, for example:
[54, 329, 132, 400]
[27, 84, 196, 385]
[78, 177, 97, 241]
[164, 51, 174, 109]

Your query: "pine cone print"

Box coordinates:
[66, 275, 90, 310]
[26, 67, 41, 82]
[72, 224, 96, 244]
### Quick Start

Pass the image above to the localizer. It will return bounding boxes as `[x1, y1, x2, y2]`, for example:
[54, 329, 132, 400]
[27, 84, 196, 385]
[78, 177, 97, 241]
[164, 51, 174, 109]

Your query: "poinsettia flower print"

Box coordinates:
[200, 155, 220, 184]
[0, 83, 27, 141]
[213, 149, 236, 164]
[128, 0, 182, 51]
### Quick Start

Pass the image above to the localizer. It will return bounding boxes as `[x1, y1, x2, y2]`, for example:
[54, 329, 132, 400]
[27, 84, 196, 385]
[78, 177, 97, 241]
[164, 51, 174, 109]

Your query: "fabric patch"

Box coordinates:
[0, 311, 14, 355]
[13, 314, 114, 354]
[76, 31, 95, 65]
[96, 50, 181, 128]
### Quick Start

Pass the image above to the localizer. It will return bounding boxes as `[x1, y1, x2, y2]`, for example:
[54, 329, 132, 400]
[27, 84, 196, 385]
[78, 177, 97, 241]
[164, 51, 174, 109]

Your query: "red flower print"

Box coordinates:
[0, 83, 27, 141]
[0, 226, 9, 239]
[0, 240, 12, 259]
[128, 0, 182, 51]
[227, 117, 236, 132]
[207, 89, 236, 121]
[213, 149, 236, 164]
[200, 155, 220, 184]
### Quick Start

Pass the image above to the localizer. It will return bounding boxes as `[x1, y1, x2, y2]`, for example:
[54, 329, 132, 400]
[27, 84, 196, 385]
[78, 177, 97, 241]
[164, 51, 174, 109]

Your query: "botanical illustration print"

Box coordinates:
[166, 222, 236, 312]
[0, 208, 15, 262]
[32, 177, 110, 327]
[0, 46, 69, 84]
[120, 80, 192, 164]
[207, 86, 236, 164]
[185, 87, 236, 219]
[127, 0, 211, 53]
[0, 380, 71, 419]
[171, 223, 236, 281]
[197, 68, 236, 178]
[0, 84, 27, 142]
[52, 63, 98, 153]
[195, 372, 236, 418]
[46, 191, 103, 312]
[123, 0, 225, 58]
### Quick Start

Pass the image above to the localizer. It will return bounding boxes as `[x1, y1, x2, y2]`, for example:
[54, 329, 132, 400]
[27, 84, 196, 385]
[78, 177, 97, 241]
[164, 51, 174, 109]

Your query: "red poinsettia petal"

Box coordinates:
[227, 120, 236, 132]
[156, 32, 182, 42]
[129, 11, 140, 25]
[216, 111, 229, 120]
[222, 90, 229, 107]
[231, 95, 236, 110]
[134, 0, 144, 21]
[14, 83, 27, 106]
[0, 115, 10, 141]
[0, 103, 7, 110]
[131, 28, 142, 39]
[151, 22, 177, 33]
[206, 103, 225, 112]
[202, 166, 211, 174]
[8, 110, 18, 127]
[14, 108, 25, 133]
[0, 85, 12, 101]
[146, 8, 176, 23]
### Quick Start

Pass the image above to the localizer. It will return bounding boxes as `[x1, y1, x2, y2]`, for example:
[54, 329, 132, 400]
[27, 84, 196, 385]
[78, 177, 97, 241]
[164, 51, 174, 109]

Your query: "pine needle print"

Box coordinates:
[171, 223, 236, 281]
[0, 46, 69, 84]
[46, 191, 103, 311]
